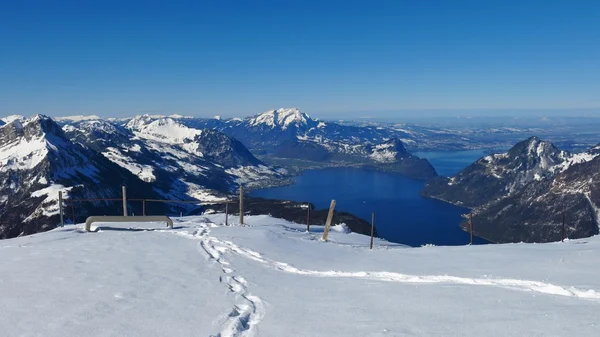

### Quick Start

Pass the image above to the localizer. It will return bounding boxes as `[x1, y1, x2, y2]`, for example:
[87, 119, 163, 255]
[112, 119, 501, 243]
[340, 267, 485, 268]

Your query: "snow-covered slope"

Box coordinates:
[63, 116, 289, 200]
[248, 108, 312, 130]
[126, 116, 203, 143]
[423, 137, 572, 208]
[0, 115, 165, 238]
[0, 114, 25, 124]
[423, 137, 600, 243]
[165, 108, 438, 179]
[2, 214, 600, 336]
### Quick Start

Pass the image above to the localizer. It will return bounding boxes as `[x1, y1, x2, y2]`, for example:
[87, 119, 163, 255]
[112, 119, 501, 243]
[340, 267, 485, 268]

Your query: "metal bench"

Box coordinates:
[85, 216, 174, 232]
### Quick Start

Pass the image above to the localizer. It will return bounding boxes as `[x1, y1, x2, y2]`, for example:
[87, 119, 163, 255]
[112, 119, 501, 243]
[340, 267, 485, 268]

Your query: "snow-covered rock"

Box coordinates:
[0, 115, 166, 238]
[248, 108, 311, 130]
[423, 137, 600, 243]
[63, 116, 289, 201]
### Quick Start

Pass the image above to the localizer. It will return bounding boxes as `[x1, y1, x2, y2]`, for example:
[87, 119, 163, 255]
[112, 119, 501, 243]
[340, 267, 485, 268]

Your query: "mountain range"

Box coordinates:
[0, 109, 434, 238]
[422, 137, 600, 243]
[149, 108, 438, 179]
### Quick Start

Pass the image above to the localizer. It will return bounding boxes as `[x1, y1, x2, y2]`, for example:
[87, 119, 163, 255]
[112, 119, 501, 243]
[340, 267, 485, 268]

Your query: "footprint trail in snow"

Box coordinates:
[173, 220, 600, 303]
[175, 221, 265, 337]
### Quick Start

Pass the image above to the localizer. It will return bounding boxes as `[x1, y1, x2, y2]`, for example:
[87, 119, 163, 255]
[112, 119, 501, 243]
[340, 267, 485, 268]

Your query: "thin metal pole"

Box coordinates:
[122, 186, 127, 216]
[58, 191, 64, 227]
[306, 204, 311, 232]
[239, 186, 244, 225]
[370, 212, 375, 249]
[142, 200, 146, 216]
[469, 213, 474, 245]
[225, 203, 229, 226]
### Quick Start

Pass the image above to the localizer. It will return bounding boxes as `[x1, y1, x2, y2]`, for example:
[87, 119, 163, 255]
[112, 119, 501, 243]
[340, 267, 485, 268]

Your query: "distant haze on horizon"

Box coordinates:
[1, 1, 599, 118]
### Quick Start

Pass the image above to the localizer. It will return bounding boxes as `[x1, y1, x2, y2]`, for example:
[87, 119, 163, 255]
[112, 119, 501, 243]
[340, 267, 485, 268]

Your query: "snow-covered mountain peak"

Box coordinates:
[55, 115, 102, 122]
[126, 116, 202, 143]
[509, 136, 566, 160]
[369, 138, 410, 163]
[249, 108, 312, 130]
[0, 115, 25, 124]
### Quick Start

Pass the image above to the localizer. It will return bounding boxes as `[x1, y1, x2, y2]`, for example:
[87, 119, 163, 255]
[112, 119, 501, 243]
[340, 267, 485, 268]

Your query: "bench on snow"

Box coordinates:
[85, 216, 174, 232]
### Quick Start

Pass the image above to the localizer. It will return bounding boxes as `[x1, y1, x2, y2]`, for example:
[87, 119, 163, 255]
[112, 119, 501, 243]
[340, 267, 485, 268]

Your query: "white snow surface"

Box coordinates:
[126, 116, 202, 143]
[2, 214, 600, 336]
[249, 108, 310, 130]
[0, 114, 25, 124]
[370, 142, 398, 163]
[24, 184, 72, 220]
[55, 115, 102, 122]
[102, 147, 156, 182]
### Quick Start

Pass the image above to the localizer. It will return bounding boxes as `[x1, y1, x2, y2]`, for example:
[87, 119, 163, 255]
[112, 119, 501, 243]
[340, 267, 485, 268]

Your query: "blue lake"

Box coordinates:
[251, 150, 490, 247]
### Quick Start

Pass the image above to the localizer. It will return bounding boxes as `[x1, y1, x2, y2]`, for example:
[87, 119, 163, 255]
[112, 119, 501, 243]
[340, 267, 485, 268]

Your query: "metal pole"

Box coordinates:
[58, 191, 64, 227]
[469, 213, 474, 245]
[225, 203, 229, 226]
[122, 186, 127, 216]
[370, 212, 375, 249]
[306, 204, 311, 232]
[142, 200, 146, 216]
[239, 186, 244, 225]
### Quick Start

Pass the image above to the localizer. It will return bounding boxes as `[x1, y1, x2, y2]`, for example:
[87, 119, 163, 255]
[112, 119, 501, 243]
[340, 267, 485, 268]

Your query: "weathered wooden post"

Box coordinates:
[239, 186, 244, 225]
[142, 199, 146, 216]
[122, 186, 127, 216]
[322, 199, 336, 241]
[469, 213, 474, 245]
[58, 191, 64, 227]
[370, 212, 375, 249]
[225, 202, 229, 226]
[306, 204, 311, 232]
[562, 211, 566, 242]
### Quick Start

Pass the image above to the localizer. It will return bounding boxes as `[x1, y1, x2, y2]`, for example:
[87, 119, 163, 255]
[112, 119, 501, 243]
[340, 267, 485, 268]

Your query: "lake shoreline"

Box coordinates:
[250, 164, 489, 247]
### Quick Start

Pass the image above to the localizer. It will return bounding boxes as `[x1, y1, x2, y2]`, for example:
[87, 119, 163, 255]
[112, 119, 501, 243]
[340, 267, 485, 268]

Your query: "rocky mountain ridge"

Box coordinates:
[135, 109, 438, 180]
[422, 137, 600, 243]
[0, 115, 168, 238]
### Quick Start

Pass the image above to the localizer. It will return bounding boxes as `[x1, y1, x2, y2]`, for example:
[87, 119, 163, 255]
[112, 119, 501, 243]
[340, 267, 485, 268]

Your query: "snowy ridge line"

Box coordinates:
[584, 192, 600, 231]
[173, 222, 600, 301]
[175, 223, 265, 337]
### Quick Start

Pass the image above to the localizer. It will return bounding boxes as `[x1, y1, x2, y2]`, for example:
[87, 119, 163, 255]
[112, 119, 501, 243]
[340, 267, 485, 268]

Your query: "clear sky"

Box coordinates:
[1, 0, 599, 118]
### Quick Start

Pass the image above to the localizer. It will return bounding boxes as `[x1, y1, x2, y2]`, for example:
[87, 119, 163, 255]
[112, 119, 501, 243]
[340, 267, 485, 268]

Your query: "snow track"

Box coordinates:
[176, 222, 265, 337]
[213, 235, 600, 300]
[175, 221, 600, 304]
[170, 218, 600, 336]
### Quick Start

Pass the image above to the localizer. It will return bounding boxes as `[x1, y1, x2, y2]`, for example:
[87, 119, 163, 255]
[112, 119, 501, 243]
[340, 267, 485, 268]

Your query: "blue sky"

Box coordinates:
[1, 0, 599, 118]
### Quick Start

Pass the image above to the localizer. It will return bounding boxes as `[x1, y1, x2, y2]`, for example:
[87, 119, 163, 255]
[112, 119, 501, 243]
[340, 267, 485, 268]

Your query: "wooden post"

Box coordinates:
[322, 199, 337, 241]
[239, 186, 244, 225]
[370, 212, 375, 249]
[58, 191, 64, 227]
[142, 200, 146, 216]
[225, 202, 229, 226]
[469, 213, 474, 245]
[71, 203, 76, 225]
[122, 186, 127, 216]
[306, 204, 311, 232]
[562, 211, 566, 242]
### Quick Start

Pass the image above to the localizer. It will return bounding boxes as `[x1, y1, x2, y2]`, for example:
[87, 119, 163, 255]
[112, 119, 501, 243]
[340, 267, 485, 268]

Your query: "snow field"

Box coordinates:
[1, 214, 600, 336]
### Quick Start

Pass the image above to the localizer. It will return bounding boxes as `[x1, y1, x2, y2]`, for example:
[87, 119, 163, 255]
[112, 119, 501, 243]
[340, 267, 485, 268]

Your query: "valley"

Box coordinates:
[2, 110, 600, 245]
